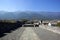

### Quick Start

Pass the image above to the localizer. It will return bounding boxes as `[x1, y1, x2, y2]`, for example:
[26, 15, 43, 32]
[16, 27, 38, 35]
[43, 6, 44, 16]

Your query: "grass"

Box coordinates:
[56, 22, 60, 27]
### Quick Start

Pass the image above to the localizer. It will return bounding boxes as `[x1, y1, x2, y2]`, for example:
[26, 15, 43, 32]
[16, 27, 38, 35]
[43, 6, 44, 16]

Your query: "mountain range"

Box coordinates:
[0, 11, 60, 20]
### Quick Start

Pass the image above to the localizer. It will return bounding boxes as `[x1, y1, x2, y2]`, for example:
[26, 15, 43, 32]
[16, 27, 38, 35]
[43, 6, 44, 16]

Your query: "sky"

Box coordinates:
[0, 0, 60, 12]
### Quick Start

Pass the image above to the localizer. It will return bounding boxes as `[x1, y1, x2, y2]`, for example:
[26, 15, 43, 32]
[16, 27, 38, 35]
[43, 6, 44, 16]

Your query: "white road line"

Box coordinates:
[20, 27, 40, 40]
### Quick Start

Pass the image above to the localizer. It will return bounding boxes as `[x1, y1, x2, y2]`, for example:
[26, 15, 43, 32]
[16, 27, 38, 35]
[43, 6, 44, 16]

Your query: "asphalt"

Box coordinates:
[0, 26, 60, 40]
[0, 27, 25, 40]
[32, 27, 60, 40]
[20, 27, 40, 40]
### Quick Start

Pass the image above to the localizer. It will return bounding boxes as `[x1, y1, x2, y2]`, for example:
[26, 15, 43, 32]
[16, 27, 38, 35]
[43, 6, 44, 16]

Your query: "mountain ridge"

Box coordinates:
[0, 11, 60, 20]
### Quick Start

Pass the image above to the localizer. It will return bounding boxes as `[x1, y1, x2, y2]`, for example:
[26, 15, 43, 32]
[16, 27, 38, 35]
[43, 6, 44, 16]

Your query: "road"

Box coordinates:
[0, 27, 25, 40]
[0, 26, 60, 40]
[32, 27, 60, 40]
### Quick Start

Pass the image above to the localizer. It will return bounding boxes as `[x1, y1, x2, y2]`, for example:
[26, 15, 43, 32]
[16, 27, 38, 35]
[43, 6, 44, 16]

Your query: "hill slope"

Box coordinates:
[0, 11, 60, 20]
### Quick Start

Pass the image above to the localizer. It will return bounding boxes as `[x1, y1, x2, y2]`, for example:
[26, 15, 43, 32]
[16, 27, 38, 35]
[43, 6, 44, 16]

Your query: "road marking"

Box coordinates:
[20, 27, 40, 40]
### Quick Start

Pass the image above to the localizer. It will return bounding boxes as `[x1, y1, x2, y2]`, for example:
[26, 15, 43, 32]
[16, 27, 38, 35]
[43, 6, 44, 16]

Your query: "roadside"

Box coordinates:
[39, 25, 60, 34]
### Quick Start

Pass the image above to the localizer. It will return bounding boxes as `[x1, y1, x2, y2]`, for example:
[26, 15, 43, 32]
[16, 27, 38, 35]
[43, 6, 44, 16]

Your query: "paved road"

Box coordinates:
[32, 27, 60, 40]
[20, 27, 40, 40]
[0, 27, 25, 40]
[0, 26, 60, 40]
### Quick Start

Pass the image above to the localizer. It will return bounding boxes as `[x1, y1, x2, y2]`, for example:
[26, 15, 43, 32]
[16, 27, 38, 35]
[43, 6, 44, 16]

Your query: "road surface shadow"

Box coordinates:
[0, 21, 23, 38]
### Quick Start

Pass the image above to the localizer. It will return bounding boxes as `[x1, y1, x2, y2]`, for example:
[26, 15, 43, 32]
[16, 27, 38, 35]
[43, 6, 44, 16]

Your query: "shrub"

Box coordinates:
[56, 22, 60, 27]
